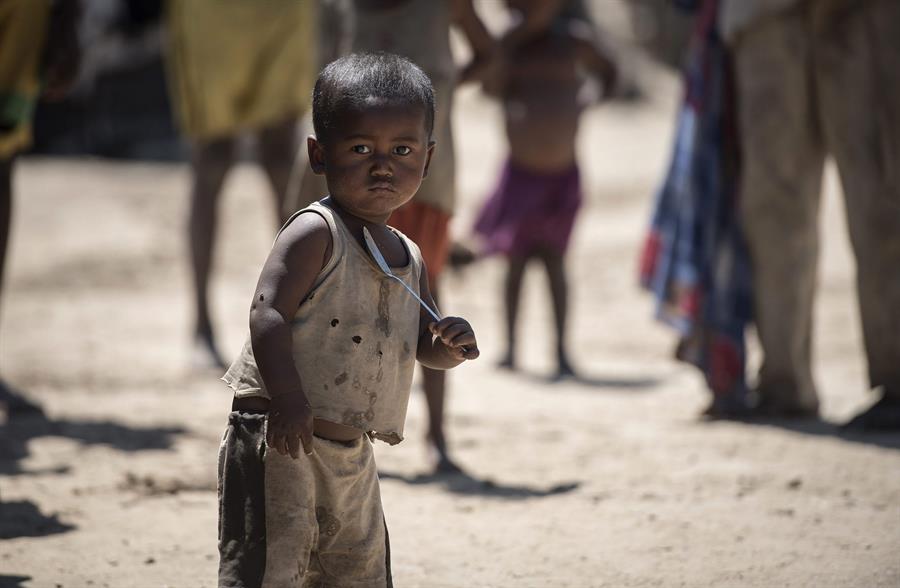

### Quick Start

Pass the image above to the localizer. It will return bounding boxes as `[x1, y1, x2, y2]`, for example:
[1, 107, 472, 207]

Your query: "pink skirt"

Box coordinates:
[474, 160, 582, 257]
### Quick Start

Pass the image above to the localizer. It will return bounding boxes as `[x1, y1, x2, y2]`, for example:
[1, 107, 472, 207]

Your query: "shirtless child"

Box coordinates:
[472, 0, 616, 377]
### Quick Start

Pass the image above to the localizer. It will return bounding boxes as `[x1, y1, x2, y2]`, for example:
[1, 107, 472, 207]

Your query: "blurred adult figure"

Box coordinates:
[166, 0, 315, 369]
[721, 0, 900, 428]
[0, 0, 80, 415]
[640, 0, 752, 419]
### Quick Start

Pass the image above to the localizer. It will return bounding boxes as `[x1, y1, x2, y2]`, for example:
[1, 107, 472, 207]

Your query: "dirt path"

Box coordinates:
[1, 68, 898, 588]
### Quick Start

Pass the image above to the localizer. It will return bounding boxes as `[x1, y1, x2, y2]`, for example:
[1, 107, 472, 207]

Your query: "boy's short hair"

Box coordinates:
[312, 52, 435, 142]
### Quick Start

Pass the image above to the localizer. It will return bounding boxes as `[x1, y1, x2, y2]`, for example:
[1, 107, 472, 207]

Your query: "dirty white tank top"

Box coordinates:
[222, 201, 424, 445]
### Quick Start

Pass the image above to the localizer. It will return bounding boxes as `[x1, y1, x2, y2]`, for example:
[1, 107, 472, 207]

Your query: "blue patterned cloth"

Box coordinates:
[639, 0, 752, 402]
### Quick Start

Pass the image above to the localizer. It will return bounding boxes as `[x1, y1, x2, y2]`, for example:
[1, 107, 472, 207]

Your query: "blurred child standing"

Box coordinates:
[471, 0, 615, 378]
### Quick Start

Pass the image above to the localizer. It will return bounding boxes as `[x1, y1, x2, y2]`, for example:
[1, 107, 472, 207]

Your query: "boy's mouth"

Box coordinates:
[368, 182, 395, 192]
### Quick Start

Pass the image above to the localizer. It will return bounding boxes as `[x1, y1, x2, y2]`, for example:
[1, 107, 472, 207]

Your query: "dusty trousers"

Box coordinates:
[217, 412, 392, 588]
[734, 0, 900, 410]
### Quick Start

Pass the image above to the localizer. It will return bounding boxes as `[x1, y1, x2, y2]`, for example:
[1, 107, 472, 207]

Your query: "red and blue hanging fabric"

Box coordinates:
[639, 0, 752, 414]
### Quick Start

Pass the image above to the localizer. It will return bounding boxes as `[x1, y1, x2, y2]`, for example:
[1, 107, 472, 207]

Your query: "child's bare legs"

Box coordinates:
[188, 119, 298, 370]
[501, 248, 573, 377]
[537, 246, 574, 378]
[501, 255, 528, 369]
[256, 117, 299, 224]
[422, 288, 461, 474]
[188, 136, 236, 369]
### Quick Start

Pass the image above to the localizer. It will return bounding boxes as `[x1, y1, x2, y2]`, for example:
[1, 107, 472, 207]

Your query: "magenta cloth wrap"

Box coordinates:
[474, 160, 582, 257]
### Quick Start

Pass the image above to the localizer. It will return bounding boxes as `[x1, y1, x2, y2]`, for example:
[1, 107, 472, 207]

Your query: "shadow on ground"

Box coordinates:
[0, 575, 32, 588]
[379, 468, 580, 499]
[0, 501, 75, 540]
[513, 368, 661, 390]
[706, 416, 900, 451]
[0, 411, 187, 476]
[0, 401, 187, 540]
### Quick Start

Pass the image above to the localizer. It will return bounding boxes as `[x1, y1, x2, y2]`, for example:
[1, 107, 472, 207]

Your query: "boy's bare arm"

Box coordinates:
[250, 214, 331, 458]
[415, 262, 480, 368]
[572, 29, 617, 98]
[500, 0, 567, 50]
[449, 0, 496, 83]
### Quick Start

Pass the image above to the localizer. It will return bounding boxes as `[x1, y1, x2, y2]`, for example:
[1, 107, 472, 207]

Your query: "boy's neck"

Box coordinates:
[323, 196, 391, 230]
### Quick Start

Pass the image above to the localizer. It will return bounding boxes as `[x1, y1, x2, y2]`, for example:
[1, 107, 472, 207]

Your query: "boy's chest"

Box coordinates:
[361, 227, 409, 268]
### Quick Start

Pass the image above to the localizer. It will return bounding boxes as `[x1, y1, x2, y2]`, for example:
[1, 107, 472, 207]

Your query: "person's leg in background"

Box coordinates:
[256, 116, 300, 224]
[0, 157, 41, 415]
[389, 200, 461, 473]
[188, 136, 236, 370]
[735, 7, 824, 416]
[536, 247, 573, 378]
[500, 254, 527, 371]
[815, 0, 900, 429]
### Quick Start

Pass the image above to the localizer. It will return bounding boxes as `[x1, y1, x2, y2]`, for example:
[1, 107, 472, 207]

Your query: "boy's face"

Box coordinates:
[308, 99, 434, 223]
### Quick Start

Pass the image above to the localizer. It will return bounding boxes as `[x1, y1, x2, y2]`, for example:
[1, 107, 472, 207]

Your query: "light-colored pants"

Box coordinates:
[735, 0, 900, 409]
[218, 413, 389, 588]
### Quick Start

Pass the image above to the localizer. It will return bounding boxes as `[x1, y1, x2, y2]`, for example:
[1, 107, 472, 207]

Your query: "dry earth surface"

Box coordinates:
[2, 49, 899, 588]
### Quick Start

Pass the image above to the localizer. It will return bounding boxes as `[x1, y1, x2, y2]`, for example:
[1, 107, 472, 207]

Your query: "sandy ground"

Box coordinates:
[2, 60, 900, 588]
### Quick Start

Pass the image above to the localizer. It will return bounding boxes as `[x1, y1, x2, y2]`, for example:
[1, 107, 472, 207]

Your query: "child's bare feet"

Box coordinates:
[433, 453, 465, 475]
[427, 438, 465, 475]
[554, 354, 576, 380]
[447, 241, 478, 269]
[191, 333, 227, 371]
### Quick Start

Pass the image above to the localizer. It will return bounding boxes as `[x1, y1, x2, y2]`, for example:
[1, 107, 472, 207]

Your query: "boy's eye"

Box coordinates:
[393, 146, 412, 156]
[352, 145, 371, 154]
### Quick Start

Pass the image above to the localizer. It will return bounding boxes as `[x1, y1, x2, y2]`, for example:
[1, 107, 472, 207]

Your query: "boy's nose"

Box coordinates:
[370, 156, 393, 178]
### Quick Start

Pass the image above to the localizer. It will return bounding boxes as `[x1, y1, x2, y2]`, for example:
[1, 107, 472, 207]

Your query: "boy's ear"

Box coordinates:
[422, 140, 436, 179]
[307, 135, 326, 175]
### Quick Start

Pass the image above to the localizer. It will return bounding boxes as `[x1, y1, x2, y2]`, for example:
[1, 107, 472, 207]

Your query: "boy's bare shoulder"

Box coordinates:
[273, 210, 333, 264]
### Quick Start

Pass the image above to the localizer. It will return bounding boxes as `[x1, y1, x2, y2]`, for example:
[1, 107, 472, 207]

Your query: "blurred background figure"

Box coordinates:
[722, 0, 900, 428]
[294, 0, 495, 475]
[458, 0, 616, 380]
[165, 0, 316, 370]
[0, 0, 80, 417]
[32, 0, 178, 160]
[640, 0, 752, 418]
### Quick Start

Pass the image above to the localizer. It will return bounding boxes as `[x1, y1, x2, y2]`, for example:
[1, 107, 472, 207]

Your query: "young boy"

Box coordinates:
[218, 53, 479, 588]
[470, 0, 615, 378]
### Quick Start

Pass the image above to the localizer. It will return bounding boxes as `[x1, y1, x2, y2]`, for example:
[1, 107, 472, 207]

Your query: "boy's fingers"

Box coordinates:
[461, 346, 480, 360]
[269, 435, 286, 456]
[439, 324, 467, 344]
[299, 427, 315, 456]
[449, 331, 476, 347]
[432, 317, 458, 334]
[286, 434, 301, 460]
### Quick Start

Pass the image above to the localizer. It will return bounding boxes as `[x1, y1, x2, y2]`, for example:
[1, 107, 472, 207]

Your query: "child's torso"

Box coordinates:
[504, 32, 585, 172]
[223, 201, 425, 445]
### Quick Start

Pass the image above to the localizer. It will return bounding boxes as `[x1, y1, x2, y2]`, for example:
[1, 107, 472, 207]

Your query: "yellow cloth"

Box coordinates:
[0, 0, 50, 158]
[166, 0, 316, 140]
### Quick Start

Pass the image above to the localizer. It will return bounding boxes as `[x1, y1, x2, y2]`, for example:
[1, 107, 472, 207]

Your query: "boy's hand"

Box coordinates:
[266, 393, 315, 458]
[429, 317, 480, 361]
